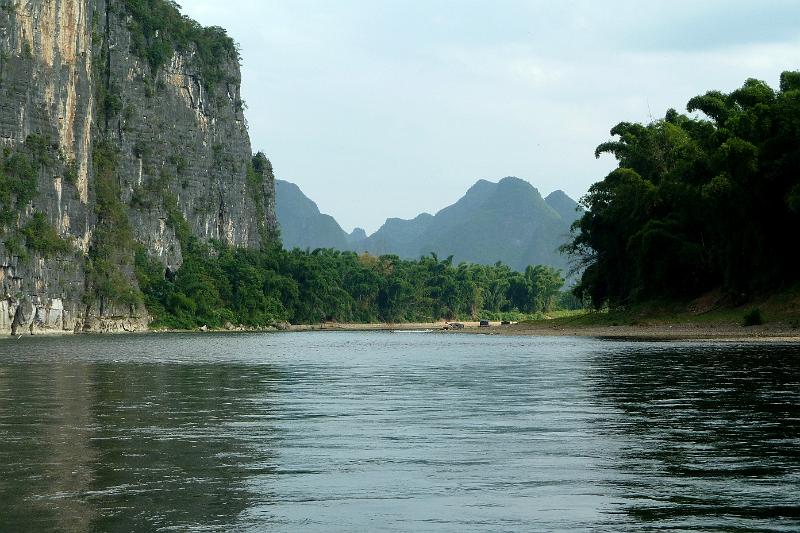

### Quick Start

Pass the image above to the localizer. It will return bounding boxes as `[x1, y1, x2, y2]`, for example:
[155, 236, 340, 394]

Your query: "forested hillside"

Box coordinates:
[567, 72, 800, 308]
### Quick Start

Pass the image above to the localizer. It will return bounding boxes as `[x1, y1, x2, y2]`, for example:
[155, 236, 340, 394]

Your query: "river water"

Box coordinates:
[0, 332, 798, 532]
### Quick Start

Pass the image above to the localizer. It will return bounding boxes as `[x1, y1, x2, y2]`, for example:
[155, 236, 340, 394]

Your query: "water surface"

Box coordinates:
[0, 332, 798, 531]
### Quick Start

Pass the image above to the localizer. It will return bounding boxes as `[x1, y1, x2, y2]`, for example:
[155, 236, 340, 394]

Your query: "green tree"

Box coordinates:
[567, 71, 800, 308]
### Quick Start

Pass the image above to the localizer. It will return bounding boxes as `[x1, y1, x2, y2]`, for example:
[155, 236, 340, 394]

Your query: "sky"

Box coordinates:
[180, 0, 800, 233]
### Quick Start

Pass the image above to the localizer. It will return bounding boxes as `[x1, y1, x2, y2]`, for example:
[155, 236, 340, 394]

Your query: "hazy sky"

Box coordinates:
[181, 0, 800, 233]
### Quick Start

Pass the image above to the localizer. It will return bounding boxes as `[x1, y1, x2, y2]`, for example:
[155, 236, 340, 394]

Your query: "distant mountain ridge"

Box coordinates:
[275, 180, 354, 251]
[276, 177, 582, 271]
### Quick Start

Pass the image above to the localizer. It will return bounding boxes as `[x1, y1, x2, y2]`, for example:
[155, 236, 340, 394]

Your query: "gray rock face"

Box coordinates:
[0, 0, 276, 335]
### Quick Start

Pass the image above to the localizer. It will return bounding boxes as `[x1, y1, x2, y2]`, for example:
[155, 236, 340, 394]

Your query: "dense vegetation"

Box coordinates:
[122, 0, 238, 88]
[86, 141, 141, 312]
[136, 237, 570, 329]
[567, 72, 800, 308]
[0, 135, 72, 259]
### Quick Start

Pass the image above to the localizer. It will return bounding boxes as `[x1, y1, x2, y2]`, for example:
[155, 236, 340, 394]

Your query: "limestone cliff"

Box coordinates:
[0, 0, 276, 334]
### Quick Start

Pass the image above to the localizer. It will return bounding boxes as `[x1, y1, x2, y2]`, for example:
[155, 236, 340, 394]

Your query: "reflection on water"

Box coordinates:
[0, 362, 98, 532]
[0, 359, 282, 531]
[589, 344, 800, 530]
[0, 333, 797, 532]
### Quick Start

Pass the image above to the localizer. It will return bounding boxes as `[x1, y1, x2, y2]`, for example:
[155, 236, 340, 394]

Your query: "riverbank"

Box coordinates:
[450, 321, 800, 341]
[253, 318, 800, 341]
[8, 317, 799, 342]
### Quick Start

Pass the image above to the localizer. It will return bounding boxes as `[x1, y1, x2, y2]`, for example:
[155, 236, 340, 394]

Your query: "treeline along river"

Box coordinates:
[0, 333, 798, 532]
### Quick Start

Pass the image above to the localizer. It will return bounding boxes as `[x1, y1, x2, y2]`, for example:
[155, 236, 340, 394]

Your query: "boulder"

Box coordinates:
[11, 299, 34, 335]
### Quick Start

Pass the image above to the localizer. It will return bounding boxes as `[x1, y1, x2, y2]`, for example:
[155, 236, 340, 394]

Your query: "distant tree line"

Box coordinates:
[566, 71, 800, 308]
[136, 240, 573, 329]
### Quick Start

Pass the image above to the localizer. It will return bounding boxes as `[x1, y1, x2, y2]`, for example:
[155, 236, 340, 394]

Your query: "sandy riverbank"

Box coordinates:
[446, 321, 800, 341]
[286, 320, 800, 341]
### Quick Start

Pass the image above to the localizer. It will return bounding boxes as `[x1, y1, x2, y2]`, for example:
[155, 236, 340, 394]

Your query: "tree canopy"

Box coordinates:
[136, 240, 571, 329]
[566, 72, 800, 308]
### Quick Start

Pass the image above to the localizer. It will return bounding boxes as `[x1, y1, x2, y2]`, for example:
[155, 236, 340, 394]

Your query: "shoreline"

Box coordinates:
[4, 320, 799, 342]
[280, 319, 800, 341]
[454, 322, 800, 342]
[166, 320, 800, 342]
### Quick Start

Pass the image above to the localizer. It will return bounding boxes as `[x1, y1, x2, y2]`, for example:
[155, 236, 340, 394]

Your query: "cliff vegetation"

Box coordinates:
[122, 0, 238, 88]
[0, 0, 274, 334]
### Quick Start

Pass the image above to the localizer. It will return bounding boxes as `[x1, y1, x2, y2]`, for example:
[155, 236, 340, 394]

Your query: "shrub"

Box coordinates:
[63, 159, 78, 185]
[24, 134, 56, 168]
[85, 141, 142, 307]
[742, 308, 764, 326]
[3, 234, 25, 258]
[21, 212, 71, 257]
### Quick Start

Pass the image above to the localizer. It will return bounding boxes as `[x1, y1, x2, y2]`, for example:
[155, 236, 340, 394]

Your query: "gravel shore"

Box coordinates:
[285, 320, 800, 341]
[452, 322, 800, 341]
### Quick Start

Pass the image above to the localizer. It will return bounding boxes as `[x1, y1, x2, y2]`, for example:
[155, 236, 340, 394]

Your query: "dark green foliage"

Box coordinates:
[92, 142, 129, 234]
[63, 159, 78, 186]
[168, 153, 188, 175]
[132, 140, 151, 160]
[137, 241, 285, 329]
[123, 0, 238, 89]
[24, 134, 57, 168]
[137, 242, 569, 329]
[0, 137, 74, 258]
[134, 246, 171, 320]
[100, 82, 123, 119]
[21, 212, 71, 257]
[0, 50, 8, 83]
[86, 141, 141, 309]
[0, 135, 63, 230]
[0, 153, 37, 227]
[3, 234, 24, 257]
[567, 71, 800, 308]
[743, 308, 764, 326]
[122, 104, 136, 124]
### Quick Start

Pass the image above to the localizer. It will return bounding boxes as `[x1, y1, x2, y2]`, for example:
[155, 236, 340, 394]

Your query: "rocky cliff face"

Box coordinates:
[0, 0, 276, 334]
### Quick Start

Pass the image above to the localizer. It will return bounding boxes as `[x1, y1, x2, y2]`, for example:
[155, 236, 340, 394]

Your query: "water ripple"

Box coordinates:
[0, 333, 797, 532]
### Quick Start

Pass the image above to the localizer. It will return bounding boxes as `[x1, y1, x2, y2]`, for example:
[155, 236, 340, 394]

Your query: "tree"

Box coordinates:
[567, 71, 800, 308]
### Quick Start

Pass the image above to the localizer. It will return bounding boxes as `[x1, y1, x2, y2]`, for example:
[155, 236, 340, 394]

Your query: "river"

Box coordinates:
[0, 332, 798, 532]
